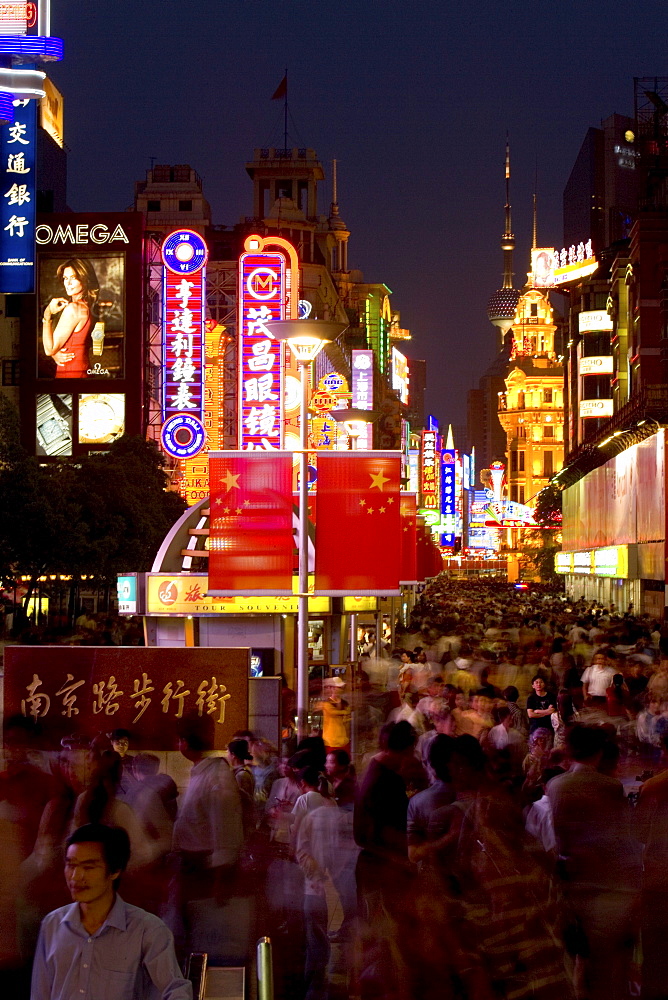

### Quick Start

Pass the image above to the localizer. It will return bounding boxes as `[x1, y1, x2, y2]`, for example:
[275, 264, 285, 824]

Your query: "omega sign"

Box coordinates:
[35, 223, 130, 245]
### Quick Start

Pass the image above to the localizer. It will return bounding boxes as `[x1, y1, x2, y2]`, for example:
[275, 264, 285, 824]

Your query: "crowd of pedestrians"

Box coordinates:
[3, 578, 668, 999]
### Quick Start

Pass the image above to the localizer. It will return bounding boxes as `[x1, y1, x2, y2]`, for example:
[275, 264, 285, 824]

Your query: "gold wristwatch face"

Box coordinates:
[78, 393, 125, 444]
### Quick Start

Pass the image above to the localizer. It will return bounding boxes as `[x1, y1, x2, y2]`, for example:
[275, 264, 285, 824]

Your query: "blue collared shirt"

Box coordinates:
[31, 895, 192, 1000]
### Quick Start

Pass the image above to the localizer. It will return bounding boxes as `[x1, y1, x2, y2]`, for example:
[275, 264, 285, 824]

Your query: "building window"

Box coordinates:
[544, 389, 553, 403]
[2, 358, 19, 385]
[543, 425, 554, 438]
[517, 392, 525, 409]
[543, 451, 554, 476]
[519, 451, 525, 471]
[511, 485, 517, 501]
[530, 303, 538, 317]
[147, 200, 161, 212]
[519, 486, 525, 504]
[179, 200, 192, 212]
[511, 451, 518, 472]
[5, 295, 21, 317]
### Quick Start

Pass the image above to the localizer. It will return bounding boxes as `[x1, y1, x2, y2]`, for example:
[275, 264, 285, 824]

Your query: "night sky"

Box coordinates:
[48, 0, 668, 436]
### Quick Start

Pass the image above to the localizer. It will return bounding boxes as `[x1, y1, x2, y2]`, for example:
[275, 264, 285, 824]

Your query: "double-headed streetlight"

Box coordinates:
[266, 318, 347, 739]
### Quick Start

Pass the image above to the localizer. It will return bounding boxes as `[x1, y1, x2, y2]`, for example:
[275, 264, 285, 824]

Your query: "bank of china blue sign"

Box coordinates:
[0, 95, 36, 292]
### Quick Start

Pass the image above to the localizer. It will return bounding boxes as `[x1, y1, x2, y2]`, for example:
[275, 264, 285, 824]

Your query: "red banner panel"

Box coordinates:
[208, 451, 294, 595]
[417, 520, 443, 582]
[400, 493, 418, 584]
[315, 451, 401, 595]
[4, 647, 249, 751]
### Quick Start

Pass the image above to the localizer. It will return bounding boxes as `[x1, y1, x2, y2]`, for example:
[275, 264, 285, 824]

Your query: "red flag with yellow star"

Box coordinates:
[208, 451, 294, 595]
[400, 493, 418, 584]
[314, 451, 401, 595]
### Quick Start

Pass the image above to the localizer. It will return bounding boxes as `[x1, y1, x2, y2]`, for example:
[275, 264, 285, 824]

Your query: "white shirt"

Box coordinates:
[172, 755, 243, 867]
[580, 664, 616, 697]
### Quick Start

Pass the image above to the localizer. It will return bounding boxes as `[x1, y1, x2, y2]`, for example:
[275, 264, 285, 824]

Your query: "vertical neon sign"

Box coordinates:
[351, 349, 374, 449]
[420, 430, 438, 510]
[160, 228, 208, 460]
[441, 448, 456, 546]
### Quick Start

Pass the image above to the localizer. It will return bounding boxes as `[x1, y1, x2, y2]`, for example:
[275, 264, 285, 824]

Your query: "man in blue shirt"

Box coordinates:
[31, 823, 192, 1000]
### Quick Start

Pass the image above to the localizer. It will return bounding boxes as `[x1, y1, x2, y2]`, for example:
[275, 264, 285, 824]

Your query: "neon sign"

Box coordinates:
[351, 349, 373, 449]
[531, 240, 597, 288]
[420, 430, 438, 511]
[161, 229, 207, 459]
[238, 240, 286, 451]
[441, 448, 456, 546]
[0, 3, 37, 30]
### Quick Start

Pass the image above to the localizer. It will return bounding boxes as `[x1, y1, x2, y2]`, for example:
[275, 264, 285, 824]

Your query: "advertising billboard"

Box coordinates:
[579, 355, 614, 376]
[22, 213, 144, 456]
[579, 310, 613, 333]
[391, 346, 409, 405]
[579, 398, 614, 418]
[37, 247, 125, 379]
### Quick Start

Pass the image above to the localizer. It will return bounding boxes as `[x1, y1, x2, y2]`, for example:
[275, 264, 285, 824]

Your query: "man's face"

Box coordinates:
[592, 654, 607, 669]
[65, 842, 119, 906]
[532, 678, 546, 695]
[111, 737, 129, 758]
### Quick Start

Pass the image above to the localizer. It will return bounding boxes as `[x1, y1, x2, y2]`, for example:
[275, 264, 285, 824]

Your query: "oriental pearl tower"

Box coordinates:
[487, 142, 521, 352]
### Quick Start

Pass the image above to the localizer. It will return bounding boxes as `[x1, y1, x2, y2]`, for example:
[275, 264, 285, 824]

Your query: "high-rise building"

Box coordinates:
[563, 113, 638, 251]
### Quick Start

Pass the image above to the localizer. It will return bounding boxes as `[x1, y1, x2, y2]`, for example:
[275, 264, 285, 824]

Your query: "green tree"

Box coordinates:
[0, 423, 186, 601]
[71, 436, 187, 581]
[519, 485, 563, 585]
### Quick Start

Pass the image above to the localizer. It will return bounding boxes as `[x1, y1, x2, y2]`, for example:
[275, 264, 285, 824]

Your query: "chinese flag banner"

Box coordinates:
[416, 519, 443, 582]
[315, 451, 402, 596]
[400, 493, 418, 585]
[208, 451, 294, 595]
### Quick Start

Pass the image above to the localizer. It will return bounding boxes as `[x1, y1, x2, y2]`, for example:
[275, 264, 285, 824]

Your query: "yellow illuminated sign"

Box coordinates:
[41, 77, 64, 149]
[146, 575, 330, 615]
[554, 552, 573, 574]
[343, 596, 378, 611]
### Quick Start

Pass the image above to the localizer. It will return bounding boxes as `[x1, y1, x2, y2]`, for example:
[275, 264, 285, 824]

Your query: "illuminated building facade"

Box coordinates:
[557, 79, 668, 613]
[499, 279, 564, 496]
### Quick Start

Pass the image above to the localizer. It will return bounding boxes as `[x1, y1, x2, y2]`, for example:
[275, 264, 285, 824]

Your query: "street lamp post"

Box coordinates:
[265, 319, 347, 740]
[330, 406, 378, 753]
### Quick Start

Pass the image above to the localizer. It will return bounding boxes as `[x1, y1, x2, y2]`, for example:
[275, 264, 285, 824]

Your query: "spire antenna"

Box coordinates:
[501, 137, 515, 289]
[487, 136, 521, 351]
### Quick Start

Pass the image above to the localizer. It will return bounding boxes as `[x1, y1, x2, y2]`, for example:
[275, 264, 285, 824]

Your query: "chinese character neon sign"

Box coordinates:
[351, 349, 374, 449]
[420, 430, 438, 511]
[161, 229, 208, 459]
[441, 448, 456, 546]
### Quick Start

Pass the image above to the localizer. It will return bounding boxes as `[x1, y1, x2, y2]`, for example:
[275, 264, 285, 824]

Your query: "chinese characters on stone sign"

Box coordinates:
[238, 250, 287, 451]
[20, 672, 234, 726]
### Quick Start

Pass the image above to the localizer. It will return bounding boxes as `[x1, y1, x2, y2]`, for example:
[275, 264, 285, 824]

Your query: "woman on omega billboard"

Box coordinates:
[38, 254, 125, 379]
